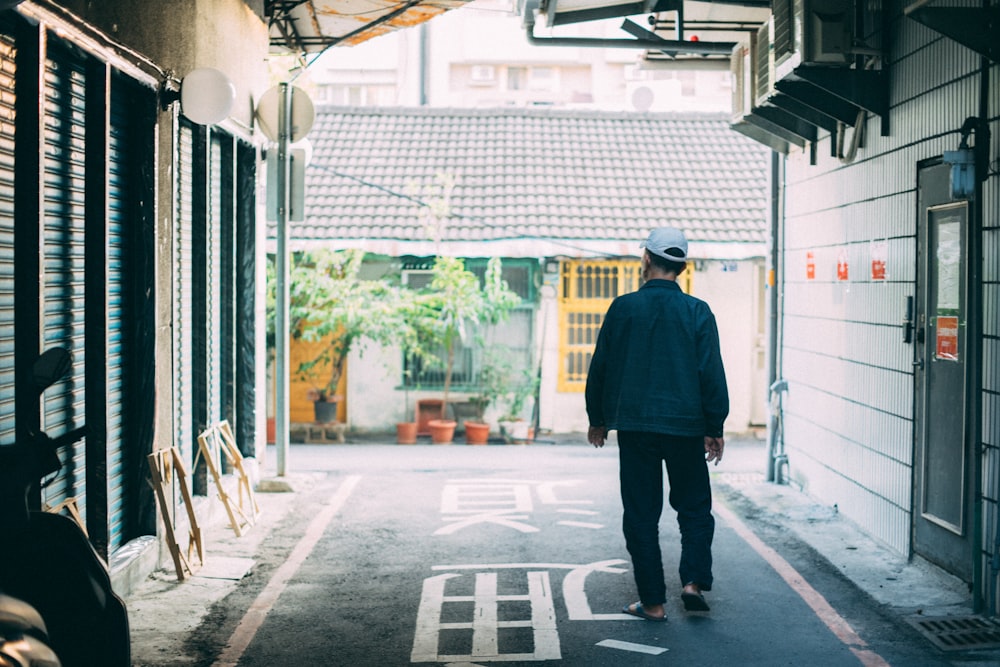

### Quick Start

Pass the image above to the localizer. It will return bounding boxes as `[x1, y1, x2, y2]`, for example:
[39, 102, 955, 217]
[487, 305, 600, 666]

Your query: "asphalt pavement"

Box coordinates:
[125, 433, 1000, 666]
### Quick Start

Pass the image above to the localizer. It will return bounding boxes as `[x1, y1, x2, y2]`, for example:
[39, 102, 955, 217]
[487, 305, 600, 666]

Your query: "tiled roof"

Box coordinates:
[282, 106, 771, 259]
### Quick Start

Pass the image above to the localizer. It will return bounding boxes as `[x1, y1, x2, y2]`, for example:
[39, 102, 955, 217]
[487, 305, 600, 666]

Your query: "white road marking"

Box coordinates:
[437, 479, 593, 535]
[429, 560, 638, 622]
[213, 475, 361, 667]
[430, 561, 627, 573]
[441, 483, 533, 514]
[557, 520, 604, 529]
[556, 508, 599, 516]
[411, 571, 560, 662]
[596, 639, 669, 655]
[536, 480, 592, 505]
[436, 510, 540, 535]
[561, 559, 643, 621]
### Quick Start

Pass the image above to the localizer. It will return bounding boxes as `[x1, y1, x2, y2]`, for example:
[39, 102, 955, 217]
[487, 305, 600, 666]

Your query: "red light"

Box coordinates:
[691, 35, 699, 42]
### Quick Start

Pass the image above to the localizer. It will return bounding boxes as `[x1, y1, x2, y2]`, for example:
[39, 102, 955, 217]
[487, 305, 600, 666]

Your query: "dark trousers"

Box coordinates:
[618, 431, 715, 606]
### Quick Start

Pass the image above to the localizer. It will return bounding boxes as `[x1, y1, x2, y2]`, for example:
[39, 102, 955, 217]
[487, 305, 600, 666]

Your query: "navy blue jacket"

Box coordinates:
[584, 279, 729, 438]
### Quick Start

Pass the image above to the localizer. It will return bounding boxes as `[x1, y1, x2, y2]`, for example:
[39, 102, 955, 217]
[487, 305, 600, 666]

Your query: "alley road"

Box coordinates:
[165, 440, 958, 666]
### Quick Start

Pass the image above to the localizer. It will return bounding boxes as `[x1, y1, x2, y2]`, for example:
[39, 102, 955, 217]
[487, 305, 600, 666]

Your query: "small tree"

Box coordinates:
[416, 256, 520, 413]
[289, 249, 412, 402]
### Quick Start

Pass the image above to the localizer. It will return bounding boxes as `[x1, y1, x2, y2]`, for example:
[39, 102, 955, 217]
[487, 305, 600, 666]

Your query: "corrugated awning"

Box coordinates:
[267, 0, 473, 54]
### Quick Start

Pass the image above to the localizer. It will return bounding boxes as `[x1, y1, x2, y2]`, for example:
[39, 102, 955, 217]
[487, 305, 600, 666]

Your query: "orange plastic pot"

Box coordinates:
[464, 421, 490, 445]
[396, 422, 418, 444]
[428, 419, 456, 444]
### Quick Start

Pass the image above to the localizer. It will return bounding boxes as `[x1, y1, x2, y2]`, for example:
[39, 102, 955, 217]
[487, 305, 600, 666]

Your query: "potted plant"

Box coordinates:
[395, 366, 420, 444]
[474, 344, 538, 444]
[464, 393, 491, 445]
[289, 248, 411, 424]
[416, 256, 519, 444]
[463, 345, 507, 445]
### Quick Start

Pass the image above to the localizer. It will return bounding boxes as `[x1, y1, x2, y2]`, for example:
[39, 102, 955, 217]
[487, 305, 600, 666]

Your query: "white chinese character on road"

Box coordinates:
[410, 560, 639, 663]
[435, 478, 595, 535]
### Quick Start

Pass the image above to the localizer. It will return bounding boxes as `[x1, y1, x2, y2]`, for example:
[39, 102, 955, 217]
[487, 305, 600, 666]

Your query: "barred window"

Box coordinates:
[557, 259, 693, 392]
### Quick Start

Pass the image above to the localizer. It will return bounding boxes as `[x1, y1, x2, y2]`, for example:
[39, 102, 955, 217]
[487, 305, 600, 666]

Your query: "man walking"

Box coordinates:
[585, 227, 728, 622]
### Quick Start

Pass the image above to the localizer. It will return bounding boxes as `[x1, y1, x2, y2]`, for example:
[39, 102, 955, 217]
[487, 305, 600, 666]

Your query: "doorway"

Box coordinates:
[912, 161, 973, 581]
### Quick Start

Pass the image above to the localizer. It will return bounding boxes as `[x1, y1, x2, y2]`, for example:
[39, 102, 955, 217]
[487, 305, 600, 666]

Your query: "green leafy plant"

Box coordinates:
[479, 345, 538, 423]
[288, 249, 413, 402]
[415, 256, 520, 412]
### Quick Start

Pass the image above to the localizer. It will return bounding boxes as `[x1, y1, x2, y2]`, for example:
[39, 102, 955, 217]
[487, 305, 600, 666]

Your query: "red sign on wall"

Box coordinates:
[836, 250, 849, 281]
[870, 241, 887, 281]
[806, 251, 815, 280]
[936, 316, 959, 361]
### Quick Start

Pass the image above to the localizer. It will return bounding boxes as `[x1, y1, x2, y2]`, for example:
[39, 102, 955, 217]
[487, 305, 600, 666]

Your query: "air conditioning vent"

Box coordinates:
[772, 0, 799, 71]
[774, 0, 854, 79]
[753, 21, 772, 107]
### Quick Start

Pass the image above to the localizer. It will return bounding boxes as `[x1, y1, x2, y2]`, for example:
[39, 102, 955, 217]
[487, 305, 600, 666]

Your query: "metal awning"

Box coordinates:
[267, 0, 474, 54]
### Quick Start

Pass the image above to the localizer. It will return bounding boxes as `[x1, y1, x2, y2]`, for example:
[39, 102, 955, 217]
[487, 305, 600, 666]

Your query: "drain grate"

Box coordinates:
[906, 615, 1000, 651]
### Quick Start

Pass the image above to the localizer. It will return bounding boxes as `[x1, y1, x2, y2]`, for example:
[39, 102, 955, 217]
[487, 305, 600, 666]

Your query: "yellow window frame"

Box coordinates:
[557, 258, 693, 392]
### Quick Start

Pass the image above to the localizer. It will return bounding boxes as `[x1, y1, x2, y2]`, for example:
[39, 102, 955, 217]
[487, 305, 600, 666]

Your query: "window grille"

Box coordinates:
[557, 259, 693, 392]
[402, 258, 536, 389]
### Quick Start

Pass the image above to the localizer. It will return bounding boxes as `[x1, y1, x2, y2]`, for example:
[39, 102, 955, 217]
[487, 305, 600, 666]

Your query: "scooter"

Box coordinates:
[0, 348, 130, 666]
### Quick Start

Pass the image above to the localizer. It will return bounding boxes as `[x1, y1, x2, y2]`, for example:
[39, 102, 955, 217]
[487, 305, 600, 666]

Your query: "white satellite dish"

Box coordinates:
[631, 86, 655, 112]
[255, 85, 315, 143]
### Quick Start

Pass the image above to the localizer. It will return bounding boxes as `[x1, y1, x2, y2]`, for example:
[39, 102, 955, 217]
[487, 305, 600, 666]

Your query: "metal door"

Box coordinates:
[913, 161, 973, 580]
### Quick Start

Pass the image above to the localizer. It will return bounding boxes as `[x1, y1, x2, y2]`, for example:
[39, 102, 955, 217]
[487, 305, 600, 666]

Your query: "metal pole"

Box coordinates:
[274, 83, 291, 476]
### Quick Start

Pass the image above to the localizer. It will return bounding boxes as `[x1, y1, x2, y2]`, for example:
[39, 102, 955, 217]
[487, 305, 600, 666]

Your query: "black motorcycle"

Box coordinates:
[0, 348, 130, 666]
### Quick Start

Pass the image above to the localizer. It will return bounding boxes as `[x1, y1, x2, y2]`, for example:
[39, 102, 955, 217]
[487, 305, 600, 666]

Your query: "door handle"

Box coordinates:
[913, 359, 924, 370]
[903, 296, 914, 343]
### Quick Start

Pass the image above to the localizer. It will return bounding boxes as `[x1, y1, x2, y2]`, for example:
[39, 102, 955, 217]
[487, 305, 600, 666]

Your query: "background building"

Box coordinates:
[307, 0, 733, 113]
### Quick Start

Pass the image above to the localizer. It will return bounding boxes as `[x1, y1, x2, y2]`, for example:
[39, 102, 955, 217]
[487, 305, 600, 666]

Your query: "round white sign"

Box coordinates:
[255, 85, 315, 143]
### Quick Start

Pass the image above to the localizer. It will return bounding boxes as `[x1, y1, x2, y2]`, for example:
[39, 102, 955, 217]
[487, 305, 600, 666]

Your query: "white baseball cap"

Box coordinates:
[641, 227, 688, 262]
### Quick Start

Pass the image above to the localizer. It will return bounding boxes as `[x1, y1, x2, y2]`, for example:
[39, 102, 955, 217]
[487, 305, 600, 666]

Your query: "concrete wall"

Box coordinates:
[62, 0, 269, 129]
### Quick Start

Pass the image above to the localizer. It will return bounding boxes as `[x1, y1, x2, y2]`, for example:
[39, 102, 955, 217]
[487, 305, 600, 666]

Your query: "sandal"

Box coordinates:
[622, 602, 668, 622]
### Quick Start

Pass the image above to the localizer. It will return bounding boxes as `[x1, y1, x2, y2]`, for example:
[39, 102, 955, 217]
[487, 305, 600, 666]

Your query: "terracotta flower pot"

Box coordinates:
[428, 419, 456, 444]
[396, 421, 418, 445]
[464, 421, 490, 445]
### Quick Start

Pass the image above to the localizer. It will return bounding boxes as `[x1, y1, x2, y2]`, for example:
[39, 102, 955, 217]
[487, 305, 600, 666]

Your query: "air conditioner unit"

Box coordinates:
[773, 0, 854, 79]
[732, 20, 772, 120]
[753, 20, 772, 108]
[470, 65, 496, 84]
[730, 23, 792, 155]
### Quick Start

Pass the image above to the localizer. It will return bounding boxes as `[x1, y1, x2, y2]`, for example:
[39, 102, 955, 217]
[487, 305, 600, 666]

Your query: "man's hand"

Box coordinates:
[588, 426, 608, 448]
[704, 436, 725, 465]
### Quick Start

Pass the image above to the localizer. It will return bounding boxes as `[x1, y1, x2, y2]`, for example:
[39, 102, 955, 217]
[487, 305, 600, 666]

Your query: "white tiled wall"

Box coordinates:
[776, 17, 1000, 561]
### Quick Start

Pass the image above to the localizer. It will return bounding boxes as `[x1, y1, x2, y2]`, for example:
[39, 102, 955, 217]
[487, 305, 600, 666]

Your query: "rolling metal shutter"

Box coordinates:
[0, 33, 15, 446]
[106, 72, 151, 551]
[208, 134, 223, 427]
[175, 121, 195, 462]
[41, 42, 87, 513]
